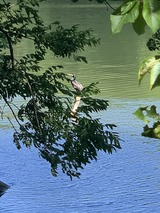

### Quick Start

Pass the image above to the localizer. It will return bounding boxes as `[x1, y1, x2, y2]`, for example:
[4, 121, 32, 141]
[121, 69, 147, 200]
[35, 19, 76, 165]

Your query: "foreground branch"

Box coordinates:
[2, 96, 21, 127]
[0, 27, 14, 69]
[104, 0, 115, 11]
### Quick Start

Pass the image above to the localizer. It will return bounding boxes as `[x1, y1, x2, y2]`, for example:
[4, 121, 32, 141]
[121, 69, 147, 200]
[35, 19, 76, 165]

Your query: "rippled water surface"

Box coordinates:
[15, 0, 159, 99]
[1, 99, 160, 213]
[1, 1, 160, 212]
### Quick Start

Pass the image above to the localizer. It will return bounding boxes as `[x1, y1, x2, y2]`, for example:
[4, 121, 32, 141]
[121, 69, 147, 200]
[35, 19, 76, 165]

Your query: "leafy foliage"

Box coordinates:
[135, 27, 160, 139]
[73, 0, 160, 35]
[138, 55, 160, 90]
[110, 0, 160, 35]
[0, 0, 121, 178]
[147, 29, 160, 51]
[73, 0, 160, 140]
[133, 105, 160, 139]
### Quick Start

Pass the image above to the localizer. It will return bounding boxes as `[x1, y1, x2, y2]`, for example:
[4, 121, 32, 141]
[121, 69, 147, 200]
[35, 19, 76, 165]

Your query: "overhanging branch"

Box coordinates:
[0, 27, 14, 69]
[104, 0, 115, 11]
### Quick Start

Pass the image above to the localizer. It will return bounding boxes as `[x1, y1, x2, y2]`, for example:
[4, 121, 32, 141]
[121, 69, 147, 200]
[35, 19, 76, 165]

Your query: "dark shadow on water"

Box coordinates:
[0, 181, 10, 197]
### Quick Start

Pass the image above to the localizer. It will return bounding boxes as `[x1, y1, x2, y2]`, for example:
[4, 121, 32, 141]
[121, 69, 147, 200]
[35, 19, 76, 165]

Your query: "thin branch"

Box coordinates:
[0, 27, 14, 69]
[2, 96, 21, 127]
[25, 74, 42, 134]
[104, 0, 115, 11]
[6, 115, 18, 132]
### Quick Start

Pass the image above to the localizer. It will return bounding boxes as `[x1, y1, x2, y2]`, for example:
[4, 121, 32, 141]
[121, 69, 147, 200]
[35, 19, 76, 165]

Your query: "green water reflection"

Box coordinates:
[15, 1, 160, 99]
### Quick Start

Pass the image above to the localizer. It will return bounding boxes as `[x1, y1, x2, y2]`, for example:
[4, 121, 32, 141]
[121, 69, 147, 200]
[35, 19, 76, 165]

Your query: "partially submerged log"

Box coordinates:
[0, 181, 10, 197]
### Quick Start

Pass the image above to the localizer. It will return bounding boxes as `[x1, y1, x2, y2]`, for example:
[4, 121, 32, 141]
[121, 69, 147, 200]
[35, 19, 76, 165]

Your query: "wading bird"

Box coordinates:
[71, 74, 83, 91]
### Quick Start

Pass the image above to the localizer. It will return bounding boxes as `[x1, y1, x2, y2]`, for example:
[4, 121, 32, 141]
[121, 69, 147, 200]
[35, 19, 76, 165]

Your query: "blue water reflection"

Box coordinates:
[1, 99, 160, 213]
[1, 1, 160, 212]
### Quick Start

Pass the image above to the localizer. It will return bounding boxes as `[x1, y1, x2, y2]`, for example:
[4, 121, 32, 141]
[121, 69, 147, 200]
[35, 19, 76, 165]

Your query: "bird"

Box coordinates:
[71, 74, 83, 91]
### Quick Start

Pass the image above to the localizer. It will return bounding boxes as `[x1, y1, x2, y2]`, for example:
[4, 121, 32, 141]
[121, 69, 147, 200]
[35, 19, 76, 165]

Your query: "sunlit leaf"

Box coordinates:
[133, 107, 149, 124]
[153, 122, 160, 138]
[134, 105, 160, 122]
[150, 60, 160, 89]
[146, 105, 156, 118]
[110, 0, 140, 34]
[138, 54, 160, 90]
[134, 105, 160, 139]
[142, 0, 160, 33]
[145, 105, 160, 120]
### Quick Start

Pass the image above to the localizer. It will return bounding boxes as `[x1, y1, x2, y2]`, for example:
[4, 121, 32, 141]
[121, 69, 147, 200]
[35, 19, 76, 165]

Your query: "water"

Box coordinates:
[1, 99, 160, 212]
[1, 1, 160, 212]
[15, 0, 159, 99]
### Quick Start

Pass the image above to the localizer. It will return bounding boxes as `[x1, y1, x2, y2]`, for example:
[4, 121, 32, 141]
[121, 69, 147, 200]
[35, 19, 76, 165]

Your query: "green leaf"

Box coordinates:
[142, 122, 160, 139]
[138, 56, 155, 83]
[150, 60, 160, 89]
[146, 105, 157, 118]
[142, 0, 160, 33]
[145, 105, 160, 120]
[133, 107, 149, 124]
[134, 105, 160, 138]
[142, 125, 155, 138]
[133, 105, 160, 124]
[153, 122, 160, 138]
[110, 0, 140, 34]
[138, 55, 160, 86]
[132, 4, 147, 35]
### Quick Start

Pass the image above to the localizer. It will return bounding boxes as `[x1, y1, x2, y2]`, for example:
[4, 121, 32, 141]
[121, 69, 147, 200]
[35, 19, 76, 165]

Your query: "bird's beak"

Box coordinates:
[66, 73, 72, 76]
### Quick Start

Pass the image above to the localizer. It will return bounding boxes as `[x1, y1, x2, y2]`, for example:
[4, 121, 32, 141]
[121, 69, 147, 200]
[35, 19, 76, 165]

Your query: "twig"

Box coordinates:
[104, 0, 115, 11]
[6, 115, 18, 132]
[25, 74, 42, 134]
[2, 96, 21, 127]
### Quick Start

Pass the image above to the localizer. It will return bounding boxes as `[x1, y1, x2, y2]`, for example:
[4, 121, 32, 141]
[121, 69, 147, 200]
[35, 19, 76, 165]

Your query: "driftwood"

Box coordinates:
[0, 181, 10, 197]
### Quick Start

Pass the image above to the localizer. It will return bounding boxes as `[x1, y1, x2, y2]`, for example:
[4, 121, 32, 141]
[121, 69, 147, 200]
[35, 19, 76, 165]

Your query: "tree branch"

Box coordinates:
[0, 27, 14, 69]
[104, 0, 115, 11]
[2, 96, 21, 127]
[25, 74, 42, 134]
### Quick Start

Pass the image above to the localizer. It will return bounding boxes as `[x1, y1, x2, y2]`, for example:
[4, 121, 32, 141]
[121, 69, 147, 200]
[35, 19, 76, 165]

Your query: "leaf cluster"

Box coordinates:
[147, 29, 160, 51]
[110, 0, 160, 35]
[45, 24, 100, 58]
[133, 105, 160, 139]
[134, 9, 160, 139]
[138, 55, 160, 90]
[0, 0, 121, 178]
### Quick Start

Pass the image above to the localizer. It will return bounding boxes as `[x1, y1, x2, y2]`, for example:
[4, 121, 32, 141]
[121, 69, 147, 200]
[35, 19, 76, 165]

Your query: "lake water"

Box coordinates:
[1, 1, 160, 213]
